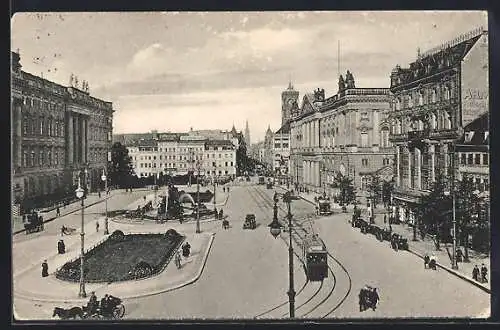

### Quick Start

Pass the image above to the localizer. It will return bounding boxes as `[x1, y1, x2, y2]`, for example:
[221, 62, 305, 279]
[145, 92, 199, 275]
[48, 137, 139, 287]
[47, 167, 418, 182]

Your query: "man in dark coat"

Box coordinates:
[371, 288, 380, 310]
[472, 265, 480, 281]
[41, 260, 49, 277]
[481, 264, 488, 283]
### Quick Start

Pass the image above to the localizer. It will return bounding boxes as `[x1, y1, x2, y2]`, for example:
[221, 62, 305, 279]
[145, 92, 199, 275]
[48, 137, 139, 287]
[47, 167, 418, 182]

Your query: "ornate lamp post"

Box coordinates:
[267, 191, 295, 318]
[101, 169, 109, 235]
[75, 175, 86, 298]
[196, 159, 201, 234]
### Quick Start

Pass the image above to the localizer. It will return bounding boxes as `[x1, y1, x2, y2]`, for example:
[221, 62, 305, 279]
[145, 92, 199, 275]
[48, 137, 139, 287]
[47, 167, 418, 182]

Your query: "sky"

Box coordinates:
[11, 11, 487, 143]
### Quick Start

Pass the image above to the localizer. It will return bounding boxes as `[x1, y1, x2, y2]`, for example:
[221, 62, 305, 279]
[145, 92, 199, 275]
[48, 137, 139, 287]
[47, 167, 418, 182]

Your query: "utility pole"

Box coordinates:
[451, 143, 458, 270]
[285, 192, 295, 318]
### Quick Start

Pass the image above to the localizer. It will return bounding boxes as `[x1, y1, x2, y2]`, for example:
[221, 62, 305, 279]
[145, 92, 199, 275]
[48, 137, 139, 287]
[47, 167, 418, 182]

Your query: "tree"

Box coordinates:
[109, 142, 134, 189]
[382, 179, 395, 209]
[455, 175, 481, 262]
[413, 174, 452, 249]
[236, 136, 248, 176]
[367, 174, 382, 208]
[334, 173, 356, 210]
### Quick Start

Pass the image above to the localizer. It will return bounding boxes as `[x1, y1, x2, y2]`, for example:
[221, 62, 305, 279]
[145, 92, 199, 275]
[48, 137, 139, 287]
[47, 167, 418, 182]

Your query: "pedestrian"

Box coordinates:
[223, 187, 225, 193]
[371, 288, 380, 310]
[143, 195, 146, 201]
[480, 264, 488, 283]
[98, 190, 101, 198]
[424, 255, 430, 269]
[41, 260, 49, 277]
[61, 225, 66, 237]
[472, 265, 480, 281]
[384, 214, 387, 224]
[56, 206, 60, 217]
[96, 220, 100, 232]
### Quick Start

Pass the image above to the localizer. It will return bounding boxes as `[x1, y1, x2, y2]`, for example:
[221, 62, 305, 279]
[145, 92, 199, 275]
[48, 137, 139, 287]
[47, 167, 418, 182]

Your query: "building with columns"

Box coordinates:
[388, 27, 488, 224]
[289, 71, 393, 197]
[11, 51, 114, 212]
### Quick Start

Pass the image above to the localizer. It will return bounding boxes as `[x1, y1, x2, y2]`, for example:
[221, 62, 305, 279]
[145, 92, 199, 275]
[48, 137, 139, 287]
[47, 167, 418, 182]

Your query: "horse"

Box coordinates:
[222, 219, 229, 230]
[53, 306, 84, 319]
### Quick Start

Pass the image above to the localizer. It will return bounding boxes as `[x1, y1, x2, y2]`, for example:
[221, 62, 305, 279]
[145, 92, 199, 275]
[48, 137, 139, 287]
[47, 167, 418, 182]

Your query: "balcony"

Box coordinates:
[389, 133, 408, 143]
[429, 128, 460, 140]
[408, 129, 430, 141]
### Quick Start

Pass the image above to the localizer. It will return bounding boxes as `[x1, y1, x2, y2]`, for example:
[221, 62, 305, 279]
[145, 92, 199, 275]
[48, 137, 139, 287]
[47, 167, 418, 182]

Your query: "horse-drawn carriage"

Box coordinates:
[23, 212, 44, 234]
[317, 199, 333, 216]
[390, 233, 408, 251]
[53, 296, 125, 320]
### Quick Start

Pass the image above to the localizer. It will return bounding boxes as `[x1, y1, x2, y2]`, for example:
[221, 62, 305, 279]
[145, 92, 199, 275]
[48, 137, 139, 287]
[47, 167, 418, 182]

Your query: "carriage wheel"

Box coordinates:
[113, 304, 125, 318]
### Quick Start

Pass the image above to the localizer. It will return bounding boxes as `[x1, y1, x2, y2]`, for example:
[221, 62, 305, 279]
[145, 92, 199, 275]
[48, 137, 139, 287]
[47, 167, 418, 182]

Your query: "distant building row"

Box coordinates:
[114, 126, 245, 179]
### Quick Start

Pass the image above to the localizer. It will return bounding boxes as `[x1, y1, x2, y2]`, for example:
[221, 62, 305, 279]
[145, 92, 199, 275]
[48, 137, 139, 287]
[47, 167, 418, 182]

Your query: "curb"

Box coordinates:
[13, 233, 216, 303]
[13, 196, 113, 236]
[405, 247, 491, 294]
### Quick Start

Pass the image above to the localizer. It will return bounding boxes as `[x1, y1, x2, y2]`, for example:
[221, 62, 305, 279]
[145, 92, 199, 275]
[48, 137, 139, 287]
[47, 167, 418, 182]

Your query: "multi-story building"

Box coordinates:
[456, 112, 489, 192]
[11, 51, 113, 211]
[127, 132, 237, 179]
[273, 122, 290, 180]
[204, 140, 237, 178]
[289, 71, 393, 196]
[263, 125, 275, 170]
[388, 27, 488, 223]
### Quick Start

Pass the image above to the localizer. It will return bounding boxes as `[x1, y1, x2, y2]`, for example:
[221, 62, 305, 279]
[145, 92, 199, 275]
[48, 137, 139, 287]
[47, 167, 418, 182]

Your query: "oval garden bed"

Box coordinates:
[56, 229, 185, 283]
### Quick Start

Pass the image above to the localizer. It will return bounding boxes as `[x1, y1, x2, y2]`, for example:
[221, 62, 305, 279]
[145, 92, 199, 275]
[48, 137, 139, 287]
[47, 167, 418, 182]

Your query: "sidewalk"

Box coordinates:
[14, 221, 215, 304]
[12, 190, 119, 235]
[295, 190, 491, 293]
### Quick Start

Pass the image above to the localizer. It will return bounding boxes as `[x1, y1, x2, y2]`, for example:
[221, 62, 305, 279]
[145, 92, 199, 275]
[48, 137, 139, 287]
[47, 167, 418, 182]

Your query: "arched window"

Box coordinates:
[48, 150, 52, 166]
[408, 94, 413, 108]
[444, 111, 452, 129]
[380, 127, 390, 148]
[23, 149, 28, 167]
[444, 86, 451, 100]
[395, 98, 401, 111]
[429, 113, 437, 129]
[55, 150, 58, 165]
[39, 150, 44, 166]
[30, 150, 35, 167]
[360, 132, 368, 147]
[418, 92, 424, 106]
[39, 118, 44, 135]
[23, 116, 29, 135]
[431, 89, 437, 103]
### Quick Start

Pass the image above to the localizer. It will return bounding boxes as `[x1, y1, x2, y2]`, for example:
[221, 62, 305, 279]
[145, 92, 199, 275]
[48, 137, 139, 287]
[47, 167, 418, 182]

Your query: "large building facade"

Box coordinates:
[11, 52, 113, 210]
[388, 27, 488, 224]
[290, 71, 393, 196]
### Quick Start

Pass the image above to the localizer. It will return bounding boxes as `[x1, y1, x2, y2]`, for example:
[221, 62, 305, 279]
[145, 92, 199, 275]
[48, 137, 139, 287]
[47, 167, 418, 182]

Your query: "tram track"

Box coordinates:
[251, 185, 353, 319]
[250, 185, 339, 319]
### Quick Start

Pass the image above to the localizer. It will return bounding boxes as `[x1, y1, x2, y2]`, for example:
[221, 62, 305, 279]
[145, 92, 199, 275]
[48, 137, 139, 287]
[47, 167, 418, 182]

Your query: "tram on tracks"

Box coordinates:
[302, 235, 328, 281]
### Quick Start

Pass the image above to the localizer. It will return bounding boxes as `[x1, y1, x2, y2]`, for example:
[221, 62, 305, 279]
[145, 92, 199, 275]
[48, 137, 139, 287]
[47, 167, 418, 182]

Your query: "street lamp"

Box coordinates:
[196, 159, 201, 234]
[267, 191, 295, 318]
[101, 169, 109, 235]
[75, 176, 87, 298]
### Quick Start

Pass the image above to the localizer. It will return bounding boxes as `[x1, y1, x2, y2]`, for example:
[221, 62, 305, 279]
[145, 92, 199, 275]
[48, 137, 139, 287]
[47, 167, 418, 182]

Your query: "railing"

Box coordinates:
[408, 129, 430, 141]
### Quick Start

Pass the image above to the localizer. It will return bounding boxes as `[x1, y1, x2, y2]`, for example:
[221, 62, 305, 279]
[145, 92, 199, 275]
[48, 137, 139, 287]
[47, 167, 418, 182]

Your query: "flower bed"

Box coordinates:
[55, 229, 185, 283]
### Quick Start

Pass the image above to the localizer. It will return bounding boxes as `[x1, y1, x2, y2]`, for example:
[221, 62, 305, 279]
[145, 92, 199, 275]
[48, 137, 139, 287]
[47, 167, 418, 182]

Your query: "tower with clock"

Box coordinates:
[281, 81, 299, 126]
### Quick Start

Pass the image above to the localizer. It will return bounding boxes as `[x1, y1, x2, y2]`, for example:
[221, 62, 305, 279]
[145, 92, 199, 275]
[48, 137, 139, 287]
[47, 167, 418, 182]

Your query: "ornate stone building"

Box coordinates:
[11, 51, 114, 211]
[289, 71, 393, 196]
[388, 27, 488, 224]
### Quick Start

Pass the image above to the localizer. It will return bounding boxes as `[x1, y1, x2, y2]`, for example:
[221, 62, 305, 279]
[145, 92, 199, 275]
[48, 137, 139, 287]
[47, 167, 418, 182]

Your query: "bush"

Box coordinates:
[110, 230, 125, 241]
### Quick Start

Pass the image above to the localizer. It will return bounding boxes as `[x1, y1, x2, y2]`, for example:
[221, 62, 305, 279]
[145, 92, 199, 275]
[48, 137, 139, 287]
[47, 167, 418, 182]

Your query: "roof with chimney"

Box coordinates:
[456, 112, 489, 149]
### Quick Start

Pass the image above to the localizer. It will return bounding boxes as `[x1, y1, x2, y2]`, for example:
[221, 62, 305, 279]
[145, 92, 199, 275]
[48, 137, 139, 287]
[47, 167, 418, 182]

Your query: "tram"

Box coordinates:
[302, 235, 328, 281]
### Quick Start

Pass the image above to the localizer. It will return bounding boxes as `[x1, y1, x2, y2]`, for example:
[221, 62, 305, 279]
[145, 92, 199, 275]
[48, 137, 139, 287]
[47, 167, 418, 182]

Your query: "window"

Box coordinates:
[219, 154, 222, 158]
[40, 119, 44, 135]
[231, 161, 233, 166]
[30, 151, 35, 167]
[361, 176, 370, 190]
[23, 116, 28, 135]
[467, 153, 474, 165]
[395, 98, 401, 111]
[283, 143, 289, 148]
[431, 89, 437, 103]
[39, 150, 44, 166]
[408, 94, 413, 108]
[48, 150, 52, 165]
[225, 162, 228, 166]
[418, 92, 424, 106]
[483, 153, 489, 165]
[362, 158, 369, 167]
[212, 162, 216, 167]
[475, 154, 481, 165]
[360, 132, 368, 147]
[461, 153, 466, 165]
[23, 150, 28, 167]
[55, 151, 59, 165]
[380, 128, 390, 148]
[275, 143, 281, 149]
[153, 156, 156, 160]
[444, 86, 450, 100]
